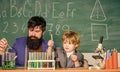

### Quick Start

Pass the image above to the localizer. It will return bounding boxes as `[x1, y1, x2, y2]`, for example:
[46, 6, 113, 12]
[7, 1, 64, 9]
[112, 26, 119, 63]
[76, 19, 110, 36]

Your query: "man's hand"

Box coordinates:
[0, 38, 8, 55]
[46, 40, 54, 59]
[48, 40, 54, 47]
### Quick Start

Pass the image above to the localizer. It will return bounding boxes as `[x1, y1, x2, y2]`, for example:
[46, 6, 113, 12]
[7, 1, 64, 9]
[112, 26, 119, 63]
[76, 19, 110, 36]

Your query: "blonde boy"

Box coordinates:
[55, 30, 88, 68]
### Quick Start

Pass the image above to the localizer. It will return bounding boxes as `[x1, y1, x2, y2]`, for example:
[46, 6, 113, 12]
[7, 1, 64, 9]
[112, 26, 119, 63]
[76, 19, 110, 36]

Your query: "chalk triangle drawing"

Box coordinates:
[90, 0, 107, 21]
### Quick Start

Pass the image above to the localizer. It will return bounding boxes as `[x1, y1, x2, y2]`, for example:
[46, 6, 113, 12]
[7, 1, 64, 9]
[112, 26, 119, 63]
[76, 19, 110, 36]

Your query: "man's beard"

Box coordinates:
[27, 36, 42, 50]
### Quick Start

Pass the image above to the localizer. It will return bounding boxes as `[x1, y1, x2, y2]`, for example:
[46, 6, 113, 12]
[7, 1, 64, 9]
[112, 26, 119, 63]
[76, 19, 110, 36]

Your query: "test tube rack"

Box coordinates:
[27, 52, 55, 69]
[28, 60, 55, 69]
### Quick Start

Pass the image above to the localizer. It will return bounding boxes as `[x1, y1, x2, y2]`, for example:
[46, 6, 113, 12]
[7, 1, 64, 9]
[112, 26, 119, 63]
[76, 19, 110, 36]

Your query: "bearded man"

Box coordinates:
[0, 16, 56, 67]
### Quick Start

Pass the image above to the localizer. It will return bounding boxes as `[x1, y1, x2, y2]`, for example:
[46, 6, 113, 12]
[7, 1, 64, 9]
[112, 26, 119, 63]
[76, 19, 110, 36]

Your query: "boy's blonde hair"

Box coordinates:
[62, 30, 80, 49]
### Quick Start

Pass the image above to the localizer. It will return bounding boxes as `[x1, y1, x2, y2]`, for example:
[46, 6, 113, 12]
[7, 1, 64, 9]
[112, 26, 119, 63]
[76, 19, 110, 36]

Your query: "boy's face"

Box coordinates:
[63, 39, 76, 53]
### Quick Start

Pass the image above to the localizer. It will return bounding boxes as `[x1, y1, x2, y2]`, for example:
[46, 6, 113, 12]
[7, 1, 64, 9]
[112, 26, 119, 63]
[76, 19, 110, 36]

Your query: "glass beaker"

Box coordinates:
[2, 52, 16, 69]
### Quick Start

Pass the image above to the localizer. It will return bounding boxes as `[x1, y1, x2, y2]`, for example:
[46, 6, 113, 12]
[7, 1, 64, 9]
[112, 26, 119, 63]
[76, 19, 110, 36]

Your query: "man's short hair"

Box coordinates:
[28, 16, 46, 31]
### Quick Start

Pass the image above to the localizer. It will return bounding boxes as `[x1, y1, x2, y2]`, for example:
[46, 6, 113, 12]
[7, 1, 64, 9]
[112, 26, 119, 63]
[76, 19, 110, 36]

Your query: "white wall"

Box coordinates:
[83, 53, 120, 67]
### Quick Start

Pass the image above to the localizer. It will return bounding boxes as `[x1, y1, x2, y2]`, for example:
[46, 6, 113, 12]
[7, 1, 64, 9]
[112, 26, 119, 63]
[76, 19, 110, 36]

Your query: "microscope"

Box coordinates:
[90, 36, 106, 69]
[94, 36, 105, 56]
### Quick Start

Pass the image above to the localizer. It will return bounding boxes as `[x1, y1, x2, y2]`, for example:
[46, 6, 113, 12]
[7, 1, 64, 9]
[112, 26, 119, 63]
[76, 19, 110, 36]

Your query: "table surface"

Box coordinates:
[0, 67, 120, 72]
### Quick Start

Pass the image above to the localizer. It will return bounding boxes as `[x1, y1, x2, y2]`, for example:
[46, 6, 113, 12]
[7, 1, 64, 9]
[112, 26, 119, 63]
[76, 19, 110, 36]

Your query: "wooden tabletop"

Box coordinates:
[0, 68, 120, 72]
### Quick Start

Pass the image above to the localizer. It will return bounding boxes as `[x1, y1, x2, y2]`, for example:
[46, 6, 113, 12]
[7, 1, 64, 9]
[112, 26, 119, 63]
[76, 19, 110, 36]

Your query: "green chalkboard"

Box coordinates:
[0, 0, 120, 52]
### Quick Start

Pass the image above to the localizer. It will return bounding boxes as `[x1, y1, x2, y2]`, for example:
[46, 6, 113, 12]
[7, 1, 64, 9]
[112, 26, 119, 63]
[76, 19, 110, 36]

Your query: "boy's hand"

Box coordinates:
[83, 59, 89, 68]
[71, 54, 80, 67]
[71, 54, 78, 62]
[0, 38, 8, 55]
